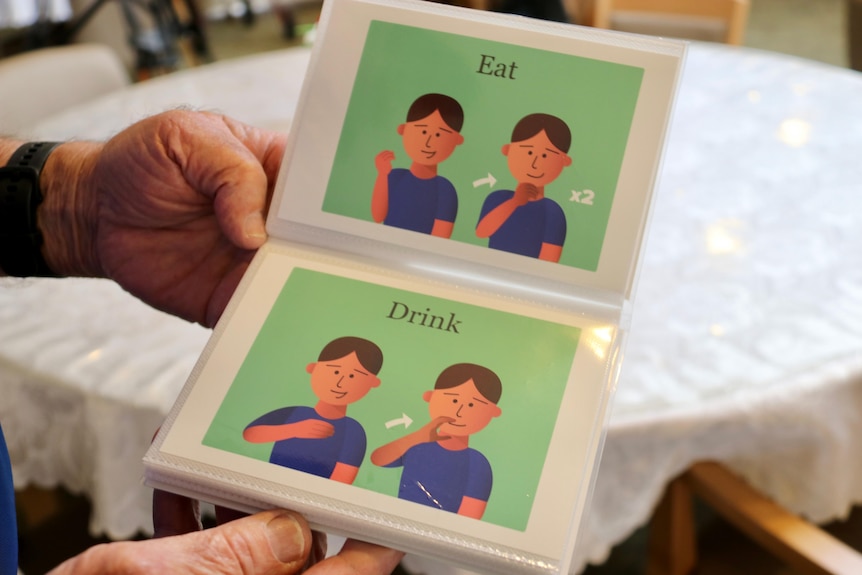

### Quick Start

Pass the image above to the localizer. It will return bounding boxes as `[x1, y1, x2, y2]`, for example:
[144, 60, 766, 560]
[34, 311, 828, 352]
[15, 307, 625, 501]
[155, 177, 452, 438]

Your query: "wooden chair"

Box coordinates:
[648, 461, 862, 575]
[591, 0, 750, 45]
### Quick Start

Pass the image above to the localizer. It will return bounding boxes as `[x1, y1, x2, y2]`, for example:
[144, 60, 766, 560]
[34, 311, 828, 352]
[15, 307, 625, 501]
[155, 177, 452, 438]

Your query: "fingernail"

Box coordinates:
[244, 212, 267, 240]
[266, 511, 306, 564]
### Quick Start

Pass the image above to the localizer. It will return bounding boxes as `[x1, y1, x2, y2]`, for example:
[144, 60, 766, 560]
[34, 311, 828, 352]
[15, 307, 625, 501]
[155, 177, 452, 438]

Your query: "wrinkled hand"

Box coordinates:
[49, 507, 315, 575]
[48, 490, 404, 575]
[147, 490, 403, 575]
[35, 110, 407, 573]
[41, 110, 286, 327]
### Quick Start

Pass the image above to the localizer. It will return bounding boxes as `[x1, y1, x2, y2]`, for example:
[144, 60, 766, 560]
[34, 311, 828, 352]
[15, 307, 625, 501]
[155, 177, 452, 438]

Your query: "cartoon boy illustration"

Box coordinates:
[371, 363, 502, 519]
[372, 93, 465, 238]
[243, 336, 383, 484]
[476, 113, 573, 262]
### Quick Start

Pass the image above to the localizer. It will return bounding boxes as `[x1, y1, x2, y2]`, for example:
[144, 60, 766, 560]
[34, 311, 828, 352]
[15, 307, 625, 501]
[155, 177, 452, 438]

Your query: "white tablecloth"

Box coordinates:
[3, 43, 862, 573]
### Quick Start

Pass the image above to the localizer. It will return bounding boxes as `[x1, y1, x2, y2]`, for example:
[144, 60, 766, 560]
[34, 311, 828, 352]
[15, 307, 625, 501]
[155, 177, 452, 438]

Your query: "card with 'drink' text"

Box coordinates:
[144, 1, 685, 573]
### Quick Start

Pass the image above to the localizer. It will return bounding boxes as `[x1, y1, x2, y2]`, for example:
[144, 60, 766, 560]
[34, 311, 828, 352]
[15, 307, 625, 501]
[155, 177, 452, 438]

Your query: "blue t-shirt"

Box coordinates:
[1, 423, 17, 575]
[384, 168, 458, 234]
[390, 442, 492, 513]
[246, 406, 366, 478]
[479, 190, 567, 258]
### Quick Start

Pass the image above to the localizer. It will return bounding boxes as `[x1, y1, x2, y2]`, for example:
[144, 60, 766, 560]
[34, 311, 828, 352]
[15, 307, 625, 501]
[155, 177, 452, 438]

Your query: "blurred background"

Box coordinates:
[0, 0, 856, 82]
[3, 0, 861, 574]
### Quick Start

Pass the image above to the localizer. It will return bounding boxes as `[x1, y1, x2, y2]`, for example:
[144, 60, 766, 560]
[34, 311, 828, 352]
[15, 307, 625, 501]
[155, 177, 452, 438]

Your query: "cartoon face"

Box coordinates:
[502, 130, 572, 187]
[423, 379, 502, 437]
[397, 110, 464, 166]
[306, 352, 380, 406]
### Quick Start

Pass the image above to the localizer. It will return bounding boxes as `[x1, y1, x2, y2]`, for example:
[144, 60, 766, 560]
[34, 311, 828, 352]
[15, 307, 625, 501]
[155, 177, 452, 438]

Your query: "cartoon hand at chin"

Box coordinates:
[424, 415, 456, 442]
[513, 182, 539, 206]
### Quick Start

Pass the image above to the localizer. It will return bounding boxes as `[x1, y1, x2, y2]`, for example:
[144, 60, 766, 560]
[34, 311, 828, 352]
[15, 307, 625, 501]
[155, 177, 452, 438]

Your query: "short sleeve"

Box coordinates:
[543, 200, 567, 247]
[245, 406, 298, 429]
[435, 178, 459, 223]
[338, 418, 368, 467]
[478, 190, 512, 222]
[464, 449, 493, 502]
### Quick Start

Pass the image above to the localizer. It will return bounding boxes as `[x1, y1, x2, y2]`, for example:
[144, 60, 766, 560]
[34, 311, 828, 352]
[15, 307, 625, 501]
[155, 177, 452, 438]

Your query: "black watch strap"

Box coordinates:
[0, 142, 62, 277]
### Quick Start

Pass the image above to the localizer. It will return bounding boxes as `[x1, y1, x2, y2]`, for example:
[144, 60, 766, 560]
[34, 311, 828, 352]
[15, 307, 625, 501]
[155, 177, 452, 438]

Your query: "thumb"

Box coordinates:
[50, 510, 312, 575]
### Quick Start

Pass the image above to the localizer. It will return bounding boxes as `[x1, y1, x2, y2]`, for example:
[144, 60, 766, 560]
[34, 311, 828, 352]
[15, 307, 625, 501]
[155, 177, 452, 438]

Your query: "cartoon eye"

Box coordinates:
[421, 129, 428, 135]
[333, 370, 340, 375]
[468, 402, 474, 408]
[542, 153, 548, 158]
[435, 132, 441, 138]
[452, 399, 458, 404]
[349, 374, 354, 379]
[527, 150, 533, 155]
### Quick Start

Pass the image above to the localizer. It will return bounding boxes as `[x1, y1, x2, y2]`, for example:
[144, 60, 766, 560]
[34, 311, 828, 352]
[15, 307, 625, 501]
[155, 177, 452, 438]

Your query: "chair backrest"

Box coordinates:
[592, 0, 750, 45]
[0, 43, 130, 136]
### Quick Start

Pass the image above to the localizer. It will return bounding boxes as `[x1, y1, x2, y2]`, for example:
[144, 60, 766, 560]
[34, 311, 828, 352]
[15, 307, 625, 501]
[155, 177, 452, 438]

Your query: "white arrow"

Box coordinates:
[385, 413, 413, 429]
[472, 173, 497, 188]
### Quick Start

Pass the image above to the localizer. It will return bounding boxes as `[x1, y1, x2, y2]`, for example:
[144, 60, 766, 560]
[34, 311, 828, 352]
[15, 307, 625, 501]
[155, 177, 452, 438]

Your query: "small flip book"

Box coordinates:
[143, 1, 684, 573]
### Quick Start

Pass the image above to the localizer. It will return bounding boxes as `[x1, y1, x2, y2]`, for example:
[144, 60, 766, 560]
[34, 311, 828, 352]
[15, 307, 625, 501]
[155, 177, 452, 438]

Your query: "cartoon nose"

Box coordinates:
[336, 376, 344, 388]
[455, 404, 464, 418]
[425, 134, 433, 147]
[531, 155, 540, 169]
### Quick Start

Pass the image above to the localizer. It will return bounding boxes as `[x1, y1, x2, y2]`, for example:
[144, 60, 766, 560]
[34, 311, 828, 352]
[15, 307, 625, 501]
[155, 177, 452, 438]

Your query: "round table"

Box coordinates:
[3, 43, 862, 573]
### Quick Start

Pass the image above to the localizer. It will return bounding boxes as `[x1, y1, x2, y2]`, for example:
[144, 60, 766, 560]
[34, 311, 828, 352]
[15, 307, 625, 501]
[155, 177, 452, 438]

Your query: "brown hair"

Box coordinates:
[435, 363, 502, 404]
[318, 337, 383, 374]
[406, 93, 465, 132]
[511, 113, 571, 153]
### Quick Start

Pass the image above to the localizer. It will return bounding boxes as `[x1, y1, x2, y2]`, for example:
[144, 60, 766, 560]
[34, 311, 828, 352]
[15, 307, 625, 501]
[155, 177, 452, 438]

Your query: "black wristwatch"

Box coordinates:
[0, 142, 62, 277]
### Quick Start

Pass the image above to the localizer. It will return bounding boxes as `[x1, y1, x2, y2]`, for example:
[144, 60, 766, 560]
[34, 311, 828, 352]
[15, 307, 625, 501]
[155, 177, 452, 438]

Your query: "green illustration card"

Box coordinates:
[270, 0, 682, 297]
[149, 246, 619, 572]
[145, 0, 684, 573]
[323, 20, 643, 272]
[202, 266, 579, 531]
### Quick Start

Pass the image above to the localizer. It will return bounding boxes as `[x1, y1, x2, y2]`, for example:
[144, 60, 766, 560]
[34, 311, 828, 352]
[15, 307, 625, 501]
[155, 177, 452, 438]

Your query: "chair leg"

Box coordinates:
[172, 0, 212, 61]
[684, 461, 862, 575]
[646, 474, 697, 575]
[273, 6, 298, 39]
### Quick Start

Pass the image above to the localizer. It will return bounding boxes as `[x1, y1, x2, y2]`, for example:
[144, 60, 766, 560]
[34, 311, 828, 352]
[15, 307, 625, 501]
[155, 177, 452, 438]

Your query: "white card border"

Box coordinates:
[151, 242, 618, 566]
[268, 0, 685, 299]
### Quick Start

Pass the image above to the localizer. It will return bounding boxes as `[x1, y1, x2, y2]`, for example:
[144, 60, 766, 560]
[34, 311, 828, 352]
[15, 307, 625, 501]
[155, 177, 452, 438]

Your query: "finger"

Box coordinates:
[152, 489, 202, 538]
[207, 142, 271, 251]
[214, 115, 288, 249]
[172, 112, 283, 251]
[51, 510, 312, 575]
[431, 415, 455, 426]
[305, 539, 404, 575]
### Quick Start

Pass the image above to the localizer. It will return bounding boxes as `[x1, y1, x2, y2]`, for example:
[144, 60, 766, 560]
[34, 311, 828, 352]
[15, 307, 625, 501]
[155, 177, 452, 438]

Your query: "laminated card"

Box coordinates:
[144, 1, 685, 573]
